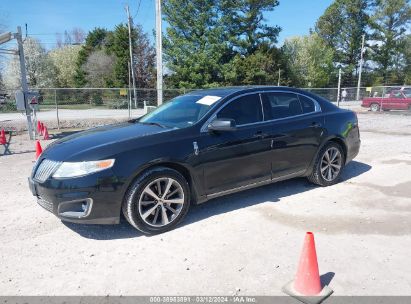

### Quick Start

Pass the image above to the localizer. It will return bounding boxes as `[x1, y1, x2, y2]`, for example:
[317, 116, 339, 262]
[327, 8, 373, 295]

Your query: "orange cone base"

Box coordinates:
[282, 280, 333, 304]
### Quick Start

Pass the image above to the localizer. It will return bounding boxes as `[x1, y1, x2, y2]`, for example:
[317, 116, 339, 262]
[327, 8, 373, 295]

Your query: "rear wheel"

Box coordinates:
[370, 103, 380, 112]
[308, 142, 345, 186]
[122, 167, 191, 234]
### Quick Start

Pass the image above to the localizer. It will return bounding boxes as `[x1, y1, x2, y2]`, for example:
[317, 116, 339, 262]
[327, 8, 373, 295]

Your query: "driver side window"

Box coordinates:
[393, 92, 403, 98]
[217, 94, 263, 126]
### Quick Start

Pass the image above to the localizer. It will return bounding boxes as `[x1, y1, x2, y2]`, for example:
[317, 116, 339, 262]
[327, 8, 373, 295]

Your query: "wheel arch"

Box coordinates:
[306, 135, 348, 176]
[328, 136, 347, 161]
[124, 161, 201, 205]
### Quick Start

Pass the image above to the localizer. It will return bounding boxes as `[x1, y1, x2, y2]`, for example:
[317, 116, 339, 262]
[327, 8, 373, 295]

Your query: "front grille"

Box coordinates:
[37, 197, 54, 213]
[33, 159, 61, 182]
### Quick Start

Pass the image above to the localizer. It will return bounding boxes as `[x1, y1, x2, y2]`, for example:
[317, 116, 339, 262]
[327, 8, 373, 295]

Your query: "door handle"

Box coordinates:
[310, 122, 322, 128]
[254, 131, 268, 138]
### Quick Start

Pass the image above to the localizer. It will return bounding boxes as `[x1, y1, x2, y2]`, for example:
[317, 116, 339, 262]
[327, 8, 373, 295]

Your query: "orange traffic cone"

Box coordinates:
[37, 121, 41, 133]
[282, 232, 333, 304]
[43, 126, 50, 140]
[40, 122, 44, 135]
[35, 140, 43, 159]
[0, 129, 6, 145]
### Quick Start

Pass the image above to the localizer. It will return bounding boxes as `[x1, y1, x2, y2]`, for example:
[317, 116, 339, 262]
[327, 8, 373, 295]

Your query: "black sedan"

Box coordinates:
[29, 86, 360, 234]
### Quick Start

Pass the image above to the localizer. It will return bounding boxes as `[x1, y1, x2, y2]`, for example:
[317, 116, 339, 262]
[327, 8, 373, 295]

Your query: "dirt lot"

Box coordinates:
[0, 112, 410, 296]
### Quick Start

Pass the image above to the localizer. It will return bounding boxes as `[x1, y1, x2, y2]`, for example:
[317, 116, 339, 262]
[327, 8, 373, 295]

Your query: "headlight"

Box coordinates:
[52, 159, 115, 178]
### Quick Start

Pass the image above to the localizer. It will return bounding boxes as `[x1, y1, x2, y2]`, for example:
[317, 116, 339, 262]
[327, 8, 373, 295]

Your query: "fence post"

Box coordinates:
[336, 68, 342, 107]
[54, 89, 60, 130]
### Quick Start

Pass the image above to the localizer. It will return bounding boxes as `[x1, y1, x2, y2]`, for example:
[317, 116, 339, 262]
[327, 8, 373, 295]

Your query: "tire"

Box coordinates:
[370, 103, 380, 112]
[307, 142, 345, 187]
[122, 167, 191, 234]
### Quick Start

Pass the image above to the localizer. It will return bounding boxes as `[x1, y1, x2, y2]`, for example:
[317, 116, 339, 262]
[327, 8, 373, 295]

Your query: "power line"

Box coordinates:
[133, 0, 142, 19]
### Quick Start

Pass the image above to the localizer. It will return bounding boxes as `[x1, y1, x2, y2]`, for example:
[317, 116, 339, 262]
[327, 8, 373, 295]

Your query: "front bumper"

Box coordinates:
[28, 168, 124, 225]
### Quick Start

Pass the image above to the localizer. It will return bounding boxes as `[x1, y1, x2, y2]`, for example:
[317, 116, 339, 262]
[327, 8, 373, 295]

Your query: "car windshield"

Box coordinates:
[138, 94, 221, 128]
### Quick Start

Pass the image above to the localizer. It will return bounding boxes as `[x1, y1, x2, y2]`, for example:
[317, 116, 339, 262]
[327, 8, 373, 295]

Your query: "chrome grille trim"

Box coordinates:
[33, 159, 61, 182]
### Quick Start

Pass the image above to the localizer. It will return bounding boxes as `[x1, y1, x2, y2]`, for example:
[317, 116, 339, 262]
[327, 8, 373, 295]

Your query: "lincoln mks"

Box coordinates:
[29, 87, 360, 234]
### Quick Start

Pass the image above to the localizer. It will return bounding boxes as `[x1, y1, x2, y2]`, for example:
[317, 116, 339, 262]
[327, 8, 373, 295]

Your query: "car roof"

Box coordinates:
[185, 86, 299, 98]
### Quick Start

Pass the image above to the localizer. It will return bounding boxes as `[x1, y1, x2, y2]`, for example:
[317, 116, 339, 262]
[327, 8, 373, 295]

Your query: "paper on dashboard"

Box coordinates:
[196, 95, 221, 106]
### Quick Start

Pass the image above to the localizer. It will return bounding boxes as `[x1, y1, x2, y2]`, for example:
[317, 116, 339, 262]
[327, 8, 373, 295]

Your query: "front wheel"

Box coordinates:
[370, 103, 380, 112]
[122, 167, 191, 234]
[308, 142, 345, 186]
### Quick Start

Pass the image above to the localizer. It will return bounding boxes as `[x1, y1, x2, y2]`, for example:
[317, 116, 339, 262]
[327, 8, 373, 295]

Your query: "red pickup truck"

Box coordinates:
[362, 90, 411, 112]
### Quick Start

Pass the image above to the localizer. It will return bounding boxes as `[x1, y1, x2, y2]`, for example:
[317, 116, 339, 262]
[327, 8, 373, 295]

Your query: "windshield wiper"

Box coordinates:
[138, 121, 168, 128]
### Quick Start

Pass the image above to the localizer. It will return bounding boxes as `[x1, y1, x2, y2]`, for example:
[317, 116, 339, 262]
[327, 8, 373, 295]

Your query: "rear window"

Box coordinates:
[298, 95, 316, 113]
[262, 92, 303, 119]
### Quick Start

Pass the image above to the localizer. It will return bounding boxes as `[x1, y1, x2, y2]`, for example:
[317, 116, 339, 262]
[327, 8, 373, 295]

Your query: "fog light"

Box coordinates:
[58, 199, 93, 218]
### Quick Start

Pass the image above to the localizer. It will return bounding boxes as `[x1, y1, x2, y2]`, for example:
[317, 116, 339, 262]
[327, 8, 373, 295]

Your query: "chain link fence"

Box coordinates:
[0, 85, 409, 133]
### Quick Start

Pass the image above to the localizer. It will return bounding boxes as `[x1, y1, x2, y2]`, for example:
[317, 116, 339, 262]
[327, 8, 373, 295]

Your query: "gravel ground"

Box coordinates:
[0, 112, 410, 296]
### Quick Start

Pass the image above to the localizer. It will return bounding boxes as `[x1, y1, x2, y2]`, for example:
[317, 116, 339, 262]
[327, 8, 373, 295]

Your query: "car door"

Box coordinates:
[382, 92, 400, 110]
[260, 92, 325, 179]
[198, 93, 272, 195]
[393, 91, 408, 110]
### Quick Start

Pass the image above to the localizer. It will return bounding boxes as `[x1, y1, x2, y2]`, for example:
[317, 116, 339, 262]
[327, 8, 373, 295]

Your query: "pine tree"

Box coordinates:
[220, 0, 281, 55]
[369, 0, 411, 84]
[163, 0, 230, 88]
[316, 0, 370, 85]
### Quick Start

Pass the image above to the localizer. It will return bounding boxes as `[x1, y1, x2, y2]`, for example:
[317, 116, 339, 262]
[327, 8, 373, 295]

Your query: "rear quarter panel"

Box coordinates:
[323, 109, 360, 163]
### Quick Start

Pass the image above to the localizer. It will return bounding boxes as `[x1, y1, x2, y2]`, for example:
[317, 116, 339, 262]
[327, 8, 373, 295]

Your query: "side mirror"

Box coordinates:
[208, 118, 236, 132]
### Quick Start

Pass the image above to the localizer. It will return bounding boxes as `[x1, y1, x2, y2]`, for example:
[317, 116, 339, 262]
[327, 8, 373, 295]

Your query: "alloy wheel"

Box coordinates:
[138, 177, 185, 227]
[320, 147, 342, 182]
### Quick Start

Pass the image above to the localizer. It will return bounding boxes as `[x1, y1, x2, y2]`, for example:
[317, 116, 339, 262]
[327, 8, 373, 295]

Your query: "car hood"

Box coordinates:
[42, 122, 171, 161]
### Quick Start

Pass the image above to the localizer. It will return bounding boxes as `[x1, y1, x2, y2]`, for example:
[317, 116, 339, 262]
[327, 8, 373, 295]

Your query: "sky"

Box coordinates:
[0, 0, 333, 50]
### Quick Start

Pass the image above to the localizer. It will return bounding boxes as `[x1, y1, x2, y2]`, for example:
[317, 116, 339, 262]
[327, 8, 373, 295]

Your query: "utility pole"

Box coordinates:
[337, 68, 342, 108]
[16, 26, 34, 139]
[128, 61, 132, 118]
[277, 69, 281, 86]
[356, 34, 365, 101]
[155, 0, 163, 106]
[125, 5, 138, 109]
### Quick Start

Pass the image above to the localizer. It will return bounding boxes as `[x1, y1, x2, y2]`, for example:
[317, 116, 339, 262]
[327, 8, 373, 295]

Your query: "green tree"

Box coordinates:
[223, 44, 281, 85]
[282, 33, 335, 87]
[163, 0, 230, 88]
[73, 27, 108, 87]
[404, 34, 411, 84]
[369, 0, 411, 84]
[105, 24, 130, 87]
[105, 24, 156, 88]
[316, 0, 370, 84]
[221, 0, 281, 55]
